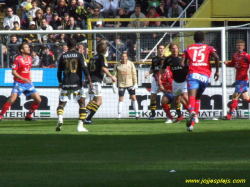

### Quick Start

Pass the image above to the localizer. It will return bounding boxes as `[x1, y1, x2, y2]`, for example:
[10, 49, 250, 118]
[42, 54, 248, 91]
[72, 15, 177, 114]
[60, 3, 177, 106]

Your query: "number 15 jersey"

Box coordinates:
[183, 43, 216, 77]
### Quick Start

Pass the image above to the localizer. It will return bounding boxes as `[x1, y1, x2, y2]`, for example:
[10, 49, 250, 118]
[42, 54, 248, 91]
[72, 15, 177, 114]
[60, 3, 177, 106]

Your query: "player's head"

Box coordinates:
[157, 44, 165, 55]
[97, 42, 107, 55]
[194, 31, 204, 43]
[236, 39, 245, 52]
[18, 43, 30, 55]
[169, 43, 179, 55]
[67, 38, 77, 50]
[121, 52, 128, 63]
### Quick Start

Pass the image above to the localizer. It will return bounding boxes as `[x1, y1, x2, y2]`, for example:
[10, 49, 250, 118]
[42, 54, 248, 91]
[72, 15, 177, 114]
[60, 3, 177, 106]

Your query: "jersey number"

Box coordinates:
[89, 59, 96, 72]
[64, 59, 78, 73]
[193, 49, 205, 62]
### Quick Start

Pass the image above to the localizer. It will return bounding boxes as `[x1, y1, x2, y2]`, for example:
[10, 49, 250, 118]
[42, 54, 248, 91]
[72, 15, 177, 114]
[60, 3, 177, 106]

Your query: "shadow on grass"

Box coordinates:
[0, 129, 250, 187]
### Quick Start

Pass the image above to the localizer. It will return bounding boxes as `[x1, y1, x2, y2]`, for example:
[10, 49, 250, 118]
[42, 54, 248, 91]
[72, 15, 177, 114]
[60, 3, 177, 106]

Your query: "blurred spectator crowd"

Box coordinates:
[1, 0, 204, 68]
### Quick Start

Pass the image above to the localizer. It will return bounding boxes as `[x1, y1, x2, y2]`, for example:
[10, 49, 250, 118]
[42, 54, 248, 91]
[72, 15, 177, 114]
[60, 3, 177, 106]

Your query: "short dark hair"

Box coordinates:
[157, 44, 165, 49]
[194, 31, 204, 43]
[135, 4, 141, 9]
[18, 43, 29, 53]
[67, 38, 77, 49]
[11, 34, 17, 38]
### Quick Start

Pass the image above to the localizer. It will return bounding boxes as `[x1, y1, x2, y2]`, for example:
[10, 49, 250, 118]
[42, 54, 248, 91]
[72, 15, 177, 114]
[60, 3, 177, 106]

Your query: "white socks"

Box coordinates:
[118, 101, 123, 117]
[58, 114, 63, 124]
[132, 100, 139, 117]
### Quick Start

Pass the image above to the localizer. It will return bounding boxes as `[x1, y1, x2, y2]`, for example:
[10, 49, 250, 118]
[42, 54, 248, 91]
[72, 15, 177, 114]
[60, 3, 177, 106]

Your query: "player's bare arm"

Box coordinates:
[12, 70, 31, 83]
[180, 57, 187, 67]
[145, 70, 154, 79]
[158, 73, 165, 92]
[211, 51, 220, 81]
[86, 75, 93, 90]
[57, 70, 63, 90]
[102, 67, 116, 82]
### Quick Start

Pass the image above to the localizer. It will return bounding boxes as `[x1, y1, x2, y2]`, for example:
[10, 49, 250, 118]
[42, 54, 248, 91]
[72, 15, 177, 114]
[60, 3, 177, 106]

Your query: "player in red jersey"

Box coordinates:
[181, 31, 220, 131]
[224, 40, 250, 120]
[157, 66, 174, 123]
[0, 43, 41, 121]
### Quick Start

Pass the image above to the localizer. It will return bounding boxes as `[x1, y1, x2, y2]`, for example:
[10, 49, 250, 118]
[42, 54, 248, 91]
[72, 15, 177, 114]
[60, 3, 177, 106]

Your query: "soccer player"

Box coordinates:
[0, 43, 41, 121]
[157, 66, 174, 123]
[112, 53, 139, 120]
[224, 40, 250, 120]
[56, 38, 93, 132]
[84, 43, 116, 124]
[145, 44, 165, 120]
[161, 43, 189, 123]
[181, 31, 220, 131]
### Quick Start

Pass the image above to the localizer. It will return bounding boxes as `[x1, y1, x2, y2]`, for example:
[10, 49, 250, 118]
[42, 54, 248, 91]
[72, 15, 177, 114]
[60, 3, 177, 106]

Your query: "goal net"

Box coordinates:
[1, 26, 247, 119]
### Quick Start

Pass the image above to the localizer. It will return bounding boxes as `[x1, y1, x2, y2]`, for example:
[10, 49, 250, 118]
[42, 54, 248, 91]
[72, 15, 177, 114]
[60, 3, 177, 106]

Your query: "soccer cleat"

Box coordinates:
[56, 123, 63, 131]
[135, 117, 140, 120]
[187, 125, 194, 132]
[25, 117, 37, 121]
[84, 119, 94, 124]
[148, 116, 156, 120]
[165, 119, 172, 123]
[186, 111, 196, 127]
[77, 121, 88, 132]
[173, 115, 184, 123]
[226, 113, 232, 120]
[194, 116, 199, 123]
[220, 116, 231, 120]
[116, 117, 121, 120]
[0, 115, 3, 121]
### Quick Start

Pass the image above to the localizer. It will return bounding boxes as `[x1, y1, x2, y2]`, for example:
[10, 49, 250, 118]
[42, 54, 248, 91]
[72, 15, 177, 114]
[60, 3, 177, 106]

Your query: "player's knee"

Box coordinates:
[36, 97, 42, 104]
[8, 97, 16, 105]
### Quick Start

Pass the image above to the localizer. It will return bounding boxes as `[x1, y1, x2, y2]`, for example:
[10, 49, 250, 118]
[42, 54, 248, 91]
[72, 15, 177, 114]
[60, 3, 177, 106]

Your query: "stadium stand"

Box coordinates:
[1, 0, 205, 68]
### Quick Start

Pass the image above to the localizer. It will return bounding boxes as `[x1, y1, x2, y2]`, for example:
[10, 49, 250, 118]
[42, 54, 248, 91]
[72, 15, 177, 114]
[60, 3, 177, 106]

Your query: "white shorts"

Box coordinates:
[151, 79, 159, 94]
[173, 80, 187, 96]
[59, 88, 86, 102]
[88, 82, 102, 97]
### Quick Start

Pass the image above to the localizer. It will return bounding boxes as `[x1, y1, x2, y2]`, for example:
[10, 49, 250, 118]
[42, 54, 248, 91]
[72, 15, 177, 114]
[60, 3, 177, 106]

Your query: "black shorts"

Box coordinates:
[118, 87, 135, 97]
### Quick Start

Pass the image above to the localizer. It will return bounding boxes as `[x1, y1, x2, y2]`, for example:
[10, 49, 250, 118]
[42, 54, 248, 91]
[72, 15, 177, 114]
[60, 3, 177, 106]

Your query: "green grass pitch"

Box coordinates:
[0, 118, 249, 187]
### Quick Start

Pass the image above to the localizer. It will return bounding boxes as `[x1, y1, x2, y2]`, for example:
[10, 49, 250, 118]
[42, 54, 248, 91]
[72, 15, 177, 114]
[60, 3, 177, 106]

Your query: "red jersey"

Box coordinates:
[226, 51, 250, 81]
[155, 67, 173, 92]
[12, 55, 32, 83]
[183, 43, 216, 77]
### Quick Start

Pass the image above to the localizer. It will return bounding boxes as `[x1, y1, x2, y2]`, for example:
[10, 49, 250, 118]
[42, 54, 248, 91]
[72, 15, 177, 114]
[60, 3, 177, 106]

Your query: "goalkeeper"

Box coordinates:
[112, 52, 139, 120]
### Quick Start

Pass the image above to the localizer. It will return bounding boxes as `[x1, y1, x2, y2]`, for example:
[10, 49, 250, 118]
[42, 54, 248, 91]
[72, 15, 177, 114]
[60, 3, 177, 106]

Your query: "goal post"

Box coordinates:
[0, 27, 229, 119]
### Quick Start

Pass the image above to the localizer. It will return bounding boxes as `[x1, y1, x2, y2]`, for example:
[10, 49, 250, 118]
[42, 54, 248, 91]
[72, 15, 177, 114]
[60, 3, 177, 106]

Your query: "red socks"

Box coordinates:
[1, 102, 11, 116]
[162, 104, 173, 120]
[188, 96, 195, 113]
[29, 102, 40, 114]
[195, 99, 200, 115]
[26, 102, 40, 118]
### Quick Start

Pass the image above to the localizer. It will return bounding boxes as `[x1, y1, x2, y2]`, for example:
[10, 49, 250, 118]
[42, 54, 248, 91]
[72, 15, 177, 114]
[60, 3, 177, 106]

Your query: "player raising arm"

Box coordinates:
[0, 43, 41, 121]
[223, 40, 250, 120]
[84, 42, 116, 124]
[181, 31, 220, 132]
